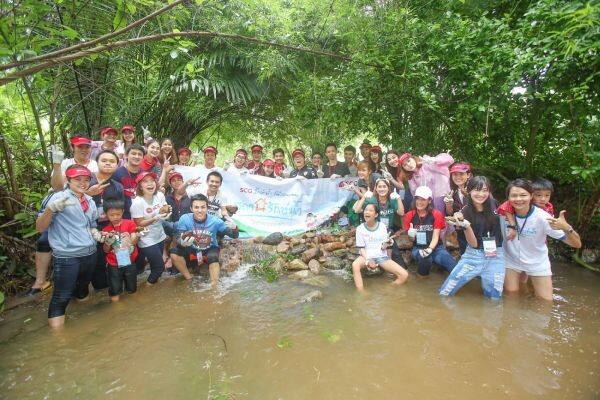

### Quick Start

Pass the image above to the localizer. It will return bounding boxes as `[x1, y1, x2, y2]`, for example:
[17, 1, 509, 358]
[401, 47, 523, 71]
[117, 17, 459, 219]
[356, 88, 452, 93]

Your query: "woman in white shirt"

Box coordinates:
[503, 178, 581, 301]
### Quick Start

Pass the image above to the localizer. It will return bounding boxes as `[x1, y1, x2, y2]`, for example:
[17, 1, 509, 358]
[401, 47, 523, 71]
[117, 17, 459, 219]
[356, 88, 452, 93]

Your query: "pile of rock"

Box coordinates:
[218, 229, 460, 276]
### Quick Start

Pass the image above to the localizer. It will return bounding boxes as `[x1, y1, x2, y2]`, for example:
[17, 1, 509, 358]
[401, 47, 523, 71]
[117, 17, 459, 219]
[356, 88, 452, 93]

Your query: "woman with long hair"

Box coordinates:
[439, 176, 504, 299]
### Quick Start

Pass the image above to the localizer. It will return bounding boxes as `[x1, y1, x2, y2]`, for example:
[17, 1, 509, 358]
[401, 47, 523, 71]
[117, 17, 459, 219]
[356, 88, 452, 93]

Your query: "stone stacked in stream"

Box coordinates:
[217, 229, 461, 276]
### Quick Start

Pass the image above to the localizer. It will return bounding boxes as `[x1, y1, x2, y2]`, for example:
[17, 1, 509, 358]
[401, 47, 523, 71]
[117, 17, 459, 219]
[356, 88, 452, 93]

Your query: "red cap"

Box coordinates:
[359, 141, 372, 149]
[251, 144, 263, 153]
[100, 127, 117, 137]
[168, 171, 183, 182]
[292, 149, 305, 158]
[121, 125, 135, 133]
[371, 145, 382, 153]
[449, 163, 471, 174]
[177, 147, 192, 156]
[65, 165, 92, 179]
[135, 171, 157, 184]
[70, 136, 92, 146]
[235, 149, 248, 158]
[263, 159, 275, 167]
[398, 152, 412, 166]
[203, 146, 218, 155]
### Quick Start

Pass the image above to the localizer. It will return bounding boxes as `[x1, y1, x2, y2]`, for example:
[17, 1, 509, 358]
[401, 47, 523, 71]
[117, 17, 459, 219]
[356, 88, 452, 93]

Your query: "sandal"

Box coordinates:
[23, 281, 52, 297]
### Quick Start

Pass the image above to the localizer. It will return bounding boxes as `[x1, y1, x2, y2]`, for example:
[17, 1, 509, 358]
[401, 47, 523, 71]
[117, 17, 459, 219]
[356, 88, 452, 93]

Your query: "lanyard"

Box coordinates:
[516, 206, 532, 238]
[193, 217, 207, 235]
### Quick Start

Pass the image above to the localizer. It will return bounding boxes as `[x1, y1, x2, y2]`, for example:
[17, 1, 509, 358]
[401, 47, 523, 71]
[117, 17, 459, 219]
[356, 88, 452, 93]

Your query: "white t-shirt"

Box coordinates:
[504, 206, 566, 276]
[355, 221, 388, 260]
[59, 158, 99, 174]
[130, 192, 167, 248]
[228, 164, 248, 173]
[201, 188, 228, 218]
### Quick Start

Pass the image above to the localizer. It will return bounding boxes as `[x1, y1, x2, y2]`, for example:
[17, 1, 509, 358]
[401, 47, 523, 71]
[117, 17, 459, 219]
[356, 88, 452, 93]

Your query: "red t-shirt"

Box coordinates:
[102, 219, 139, 267]
[497, 200, 554, 217]
[403, 209, 446, 248]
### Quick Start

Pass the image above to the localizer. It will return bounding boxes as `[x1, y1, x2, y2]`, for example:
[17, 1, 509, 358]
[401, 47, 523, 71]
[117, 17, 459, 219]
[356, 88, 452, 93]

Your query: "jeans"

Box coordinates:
[139, 242, 165, 284]
[439, 247, 505, 299]
[91, 242, 108, 290]
[411, 245, 457, 276]
[48, 252, 96, 318]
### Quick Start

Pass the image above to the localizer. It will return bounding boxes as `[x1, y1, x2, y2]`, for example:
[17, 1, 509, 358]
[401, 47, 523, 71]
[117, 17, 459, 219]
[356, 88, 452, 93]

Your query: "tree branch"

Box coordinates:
[0, 31, 366, 87]
[0, 0, 188, 72]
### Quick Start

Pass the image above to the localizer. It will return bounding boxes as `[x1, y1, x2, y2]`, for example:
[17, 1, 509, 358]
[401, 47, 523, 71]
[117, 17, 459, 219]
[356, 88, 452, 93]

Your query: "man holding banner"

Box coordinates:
[289, 149, 318, 179]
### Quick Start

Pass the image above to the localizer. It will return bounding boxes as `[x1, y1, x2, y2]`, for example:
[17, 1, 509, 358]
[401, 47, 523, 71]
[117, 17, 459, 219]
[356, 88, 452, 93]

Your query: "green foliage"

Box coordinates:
[250, 255, 279, 283]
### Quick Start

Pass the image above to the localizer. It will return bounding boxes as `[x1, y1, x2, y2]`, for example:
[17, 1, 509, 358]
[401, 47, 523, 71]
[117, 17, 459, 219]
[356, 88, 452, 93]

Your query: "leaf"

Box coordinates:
[170, 49, 178, 59]
[276, 335, 292, 348]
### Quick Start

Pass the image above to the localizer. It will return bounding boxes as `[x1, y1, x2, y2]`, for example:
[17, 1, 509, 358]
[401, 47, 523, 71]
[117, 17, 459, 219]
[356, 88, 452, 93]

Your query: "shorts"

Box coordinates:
[504, 253, 552, 277]
[372, 256, 391, 265]
[107, 264, 137, 296]
[36, 231, 51, 253]
[170, 246, 220, 266]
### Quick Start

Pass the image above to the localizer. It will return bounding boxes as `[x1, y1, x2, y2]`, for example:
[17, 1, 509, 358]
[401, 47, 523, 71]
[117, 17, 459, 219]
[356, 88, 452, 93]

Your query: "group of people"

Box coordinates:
[31, 125, 582, 328]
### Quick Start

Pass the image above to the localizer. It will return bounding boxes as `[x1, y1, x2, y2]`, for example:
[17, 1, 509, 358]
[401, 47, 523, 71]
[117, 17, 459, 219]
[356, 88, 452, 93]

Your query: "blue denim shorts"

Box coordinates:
[372, 256, 391, 265]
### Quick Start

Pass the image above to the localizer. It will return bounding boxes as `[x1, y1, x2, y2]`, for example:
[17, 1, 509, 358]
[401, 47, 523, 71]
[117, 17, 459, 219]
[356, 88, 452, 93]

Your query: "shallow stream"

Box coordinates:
[0, 262, 599, 399]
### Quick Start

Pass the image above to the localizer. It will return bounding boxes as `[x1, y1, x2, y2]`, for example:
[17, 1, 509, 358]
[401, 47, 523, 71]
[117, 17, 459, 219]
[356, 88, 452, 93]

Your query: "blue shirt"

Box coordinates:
[176, 213, 228, 251]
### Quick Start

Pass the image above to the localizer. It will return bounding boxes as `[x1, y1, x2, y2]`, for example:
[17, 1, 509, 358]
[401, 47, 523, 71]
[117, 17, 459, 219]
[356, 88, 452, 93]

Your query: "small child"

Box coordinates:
[498, 178, 555, 240]
[101, 199, 139, 302]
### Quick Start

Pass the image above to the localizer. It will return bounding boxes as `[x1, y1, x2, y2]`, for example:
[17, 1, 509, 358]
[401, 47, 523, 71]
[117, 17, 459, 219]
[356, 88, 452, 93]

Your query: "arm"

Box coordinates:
[36, 208, 54, 232]
[134, 216, 158, 228]
[428, 229, 441, 249]
[548, 210, 582, 249]
[394, 196, 405, 216]
[50, 164, 65, 192]
[463, 225, 478, 248]
[353, 192, 368, 214]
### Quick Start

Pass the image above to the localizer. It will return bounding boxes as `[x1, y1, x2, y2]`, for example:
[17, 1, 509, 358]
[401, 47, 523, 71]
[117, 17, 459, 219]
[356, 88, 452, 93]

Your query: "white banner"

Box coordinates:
[174, 166, 358, 236]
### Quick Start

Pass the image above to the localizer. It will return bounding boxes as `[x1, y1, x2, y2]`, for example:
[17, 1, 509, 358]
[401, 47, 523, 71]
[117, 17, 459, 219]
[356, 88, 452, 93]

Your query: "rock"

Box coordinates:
[313, 236, 321, 245]
[339, 235, 346, 243]
[287, 259, 309, 271]
[395, 234, 413, 250]
[320, 233, 337, 243]
[294, 290, 323, 304]
[323, 256, 345, 270]
[318, 256, 326, 263]
[302, 247, 322, 263]
[445, 231, 459, 250]
[276, 242, 290, 253]
[290, 270, 313, 280]
[308, 259, 324, 275]
[253, 236, 264, 244]
[290, 244, 308, 256]
[225, 205, 238, 215]
[263, 232, 284, 246]
[270, 257, 286, 274]
[290, 237, 304, 245]
[345, 239, 354, 247]
[302, 275, 331, 288]
[364, 266, 384, 276]
[322, 242, 346, 252]
[581, 249, 599, 264]
[332, 248, 348, 258]
[348, 247, 360, 255]
[304, 231, 316, 238]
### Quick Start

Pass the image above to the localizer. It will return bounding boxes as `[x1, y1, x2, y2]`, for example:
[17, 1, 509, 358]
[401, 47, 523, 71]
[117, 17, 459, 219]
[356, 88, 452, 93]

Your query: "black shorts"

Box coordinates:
[170, 246, 220, 266]
[36, 231, 51, 253]
[107, 264, 137, 296]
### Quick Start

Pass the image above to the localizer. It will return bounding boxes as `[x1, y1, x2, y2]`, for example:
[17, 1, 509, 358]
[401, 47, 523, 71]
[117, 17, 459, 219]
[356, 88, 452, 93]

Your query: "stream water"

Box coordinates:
[0, 261, 599, 399]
